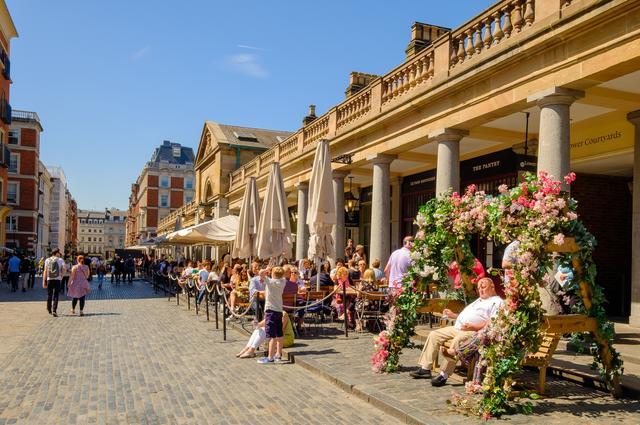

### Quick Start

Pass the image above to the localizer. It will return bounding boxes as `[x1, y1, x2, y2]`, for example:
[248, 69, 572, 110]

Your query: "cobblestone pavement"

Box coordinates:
[283, 325, 640, 424]
[0, 280, 399, 425]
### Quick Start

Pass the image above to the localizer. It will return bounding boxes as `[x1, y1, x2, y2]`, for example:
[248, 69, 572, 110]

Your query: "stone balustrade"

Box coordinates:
[157, 200, 198, 234]
[303, 114, 330, 150]
[279, 133, 300, 160]
[224, 0, 610, 194]
[337, 87, 373, 129]
[382, 49, 434, 104]
[449, 0, 535, 68]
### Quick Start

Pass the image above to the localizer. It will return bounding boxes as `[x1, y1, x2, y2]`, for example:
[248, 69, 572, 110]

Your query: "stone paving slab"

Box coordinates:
[0, 280, 400, 425]
[173, 287, 640, 424]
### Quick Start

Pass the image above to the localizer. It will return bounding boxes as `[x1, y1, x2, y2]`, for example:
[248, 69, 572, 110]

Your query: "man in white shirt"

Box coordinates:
[385, 236, 414, 290]
[42, 248, 66, 317]
[410, 277, 503, 386]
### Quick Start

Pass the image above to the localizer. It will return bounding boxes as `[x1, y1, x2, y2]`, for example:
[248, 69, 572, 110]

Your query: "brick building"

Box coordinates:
[0, 1, 17, 248]
[125, 141, 195, 245]
[5, 110, 43, 253]
[36, 161, 51, 258]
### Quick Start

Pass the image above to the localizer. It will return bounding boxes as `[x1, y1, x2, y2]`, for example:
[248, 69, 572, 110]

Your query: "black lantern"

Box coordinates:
[344, 176, 359, 213]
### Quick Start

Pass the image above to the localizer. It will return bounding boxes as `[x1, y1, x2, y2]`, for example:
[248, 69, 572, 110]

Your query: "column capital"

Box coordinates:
[527, 87, 585, 107]
[294, 181, 309, 190]
[332, 170, 350, 179]
[627, 110, 640, 126]
[428, 128, 469, 142]
[390, 176, 404, 186]
[366, 153, 397, 164]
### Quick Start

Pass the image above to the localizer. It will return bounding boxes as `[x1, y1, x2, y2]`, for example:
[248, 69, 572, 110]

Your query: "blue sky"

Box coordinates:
[7, 0, 491, 210]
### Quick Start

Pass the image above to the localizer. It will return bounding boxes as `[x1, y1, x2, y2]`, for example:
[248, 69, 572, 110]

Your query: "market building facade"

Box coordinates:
[222, 0, 640, 324]
[156, 121, 291, 259]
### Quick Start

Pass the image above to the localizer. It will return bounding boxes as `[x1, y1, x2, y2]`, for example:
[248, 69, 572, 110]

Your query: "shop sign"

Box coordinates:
[402, 169, 436, 193]
[570, 117, 634, 160]
[460, 148, 520, 181]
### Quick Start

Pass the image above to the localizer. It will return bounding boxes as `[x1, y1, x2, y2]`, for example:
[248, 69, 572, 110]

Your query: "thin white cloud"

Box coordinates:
[130, 46, 151, 61]
[225, 53, 268, 78]
[237, 44, 266, 51]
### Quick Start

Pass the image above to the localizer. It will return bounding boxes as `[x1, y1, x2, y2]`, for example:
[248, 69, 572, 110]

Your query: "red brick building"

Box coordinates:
[5, 110, 42, 253]
[0, 2, 17, 248]
[125, 141, 195, 245]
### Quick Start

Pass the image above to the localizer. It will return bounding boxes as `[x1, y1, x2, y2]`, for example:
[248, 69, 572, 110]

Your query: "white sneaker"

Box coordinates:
[273, 356, 286, 364]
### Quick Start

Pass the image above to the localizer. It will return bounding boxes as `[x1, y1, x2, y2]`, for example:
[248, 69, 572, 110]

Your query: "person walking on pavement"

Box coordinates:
[7, 252, 21, 292]
[19, 255, 31, 292]
[28, 256, 37, 289]
[68, 255, 91, 316]
[43, 248, 66, 317]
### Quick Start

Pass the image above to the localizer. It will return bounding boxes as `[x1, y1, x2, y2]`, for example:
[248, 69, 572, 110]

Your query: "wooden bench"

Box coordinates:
[523, 314, 597, 395]
[418, 299, 598, 394]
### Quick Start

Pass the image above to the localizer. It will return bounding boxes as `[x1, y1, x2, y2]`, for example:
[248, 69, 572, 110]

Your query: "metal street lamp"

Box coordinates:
[344, 176, 359, 213]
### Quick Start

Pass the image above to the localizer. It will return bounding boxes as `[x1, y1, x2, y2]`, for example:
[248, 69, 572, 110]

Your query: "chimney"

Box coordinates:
[303, 105, 317, 126]
[344, 72, 379, 98]
[405, 22, 450, 60]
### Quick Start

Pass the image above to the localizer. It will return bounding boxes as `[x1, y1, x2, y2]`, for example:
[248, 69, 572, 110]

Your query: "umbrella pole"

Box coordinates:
[316, 258, 321, 292]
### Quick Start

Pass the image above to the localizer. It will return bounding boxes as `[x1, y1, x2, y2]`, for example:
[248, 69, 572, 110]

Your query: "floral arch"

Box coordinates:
[372, 172, 623, 418]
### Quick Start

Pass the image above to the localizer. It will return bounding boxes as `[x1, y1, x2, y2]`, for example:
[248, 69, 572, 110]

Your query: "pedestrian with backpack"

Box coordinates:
[43, 248, 66, 317]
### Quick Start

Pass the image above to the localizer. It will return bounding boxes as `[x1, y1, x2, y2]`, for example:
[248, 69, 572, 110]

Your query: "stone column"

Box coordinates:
[627, 110, 640, 327]
[431, 128, 468, 196]
[332, 171, 348, 262]
[390, 176, 403, 253]
[367, 154, 396, 267]
[295, 182, 309, 260]
[528, 87, 584, 190]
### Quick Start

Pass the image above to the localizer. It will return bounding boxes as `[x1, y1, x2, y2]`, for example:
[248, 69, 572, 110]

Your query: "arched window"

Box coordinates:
[204, 180, 213, 202]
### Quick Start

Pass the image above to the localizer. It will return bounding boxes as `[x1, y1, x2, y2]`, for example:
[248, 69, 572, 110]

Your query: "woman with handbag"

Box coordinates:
[68, 255, 91, 316]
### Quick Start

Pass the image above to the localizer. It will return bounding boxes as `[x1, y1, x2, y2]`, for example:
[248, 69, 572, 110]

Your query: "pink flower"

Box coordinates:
[498, 184, 509, 194]
[482, 411, 492, 421]
[564, 172, 576, 184]
[553, 233, 565, 246]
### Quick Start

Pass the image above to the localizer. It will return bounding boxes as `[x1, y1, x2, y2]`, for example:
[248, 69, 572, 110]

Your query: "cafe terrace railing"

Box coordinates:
[226, 0, 595, 193]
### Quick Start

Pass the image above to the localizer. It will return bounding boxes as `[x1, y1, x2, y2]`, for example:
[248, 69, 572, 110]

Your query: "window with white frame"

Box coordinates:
[6, 216, 17, 232]
[7, 182, 18, 204]
[8, 153, 18, 173]
[160, 194, 168, 207]
[160, 176, 169, 188]
[185, 178, 193, 189]
[8, 129, 18, 145]
[185, 195, 193, 204]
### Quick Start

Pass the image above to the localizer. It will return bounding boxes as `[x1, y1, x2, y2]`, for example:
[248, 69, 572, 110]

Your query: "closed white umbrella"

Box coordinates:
[232, 177, 260, 259]
[307, 139, 336, 263]
[256, 163, 292, 260]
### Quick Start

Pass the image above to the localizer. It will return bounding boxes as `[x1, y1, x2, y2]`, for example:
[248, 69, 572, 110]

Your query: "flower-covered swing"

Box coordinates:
[372, 172, 623, 418]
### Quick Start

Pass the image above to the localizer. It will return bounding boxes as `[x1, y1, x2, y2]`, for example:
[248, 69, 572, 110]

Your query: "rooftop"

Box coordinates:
[12, 110, 43, 131]
[149, 140, 195, 165]
[210, 122, 292, 150]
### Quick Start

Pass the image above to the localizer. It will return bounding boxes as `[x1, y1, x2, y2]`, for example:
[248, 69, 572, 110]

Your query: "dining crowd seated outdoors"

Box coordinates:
[147, 236, 562, 384]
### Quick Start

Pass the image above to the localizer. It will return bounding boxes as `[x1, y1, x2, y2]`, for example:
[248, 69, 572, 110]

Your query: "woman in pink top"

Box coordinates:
[68, 255, 91, 316]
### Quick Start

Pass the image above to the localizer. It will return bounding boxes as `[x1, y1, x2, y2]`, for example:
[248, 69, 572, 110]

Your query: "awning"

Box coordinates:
[164, 215, 239, 245]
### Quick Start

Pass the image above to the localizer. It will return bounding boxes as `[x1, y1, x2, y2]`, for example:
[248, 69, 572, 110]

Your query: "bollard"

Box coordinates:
[222, 297, 227, 341]
[205, 291, 210, 321]
[214, 287, 219, 329]
[195, 289, 199, 316]
[343, 284, 348, 338]
[187, 288, 191, 310]
[176, 289, 180, 306]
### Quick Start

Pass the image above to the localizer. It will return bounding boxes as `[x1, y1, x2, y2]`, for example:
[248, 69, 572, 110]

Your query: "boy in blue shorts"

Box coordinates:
[257, 266, 286, 364]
